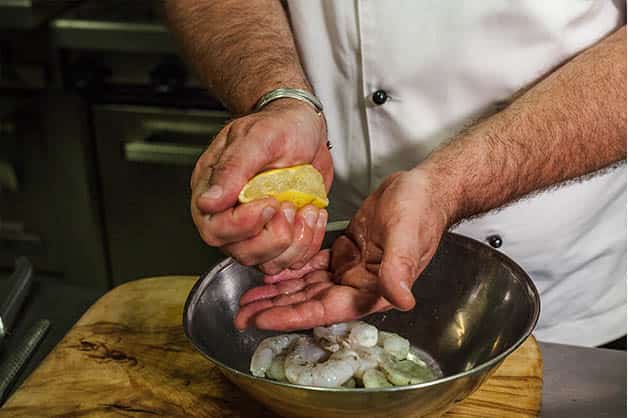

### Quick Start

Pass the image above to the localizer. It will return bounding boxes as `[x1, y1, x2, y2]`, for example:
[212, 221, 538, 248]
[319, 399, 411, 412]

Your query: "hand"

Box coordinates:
[190, 99, 332, 273]
[234, 168, 454, 331]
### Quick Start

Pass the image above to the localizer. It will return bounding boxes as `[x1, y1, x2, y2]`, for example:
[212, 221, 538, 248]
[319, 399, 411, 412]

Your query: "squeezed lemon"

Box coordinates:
[238, 164, 328, 209]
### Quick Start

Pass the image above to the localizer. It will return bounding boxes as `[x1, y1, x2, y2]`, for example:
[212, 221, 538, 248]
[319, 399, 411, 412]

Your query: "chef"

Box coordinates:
[166, 1, 626, 347]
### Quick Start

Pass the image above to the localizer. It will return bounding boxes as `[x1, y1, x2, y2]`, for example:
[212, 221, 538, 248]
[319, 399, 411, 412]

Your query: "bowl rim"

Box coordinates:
[183, 231, 540, 393]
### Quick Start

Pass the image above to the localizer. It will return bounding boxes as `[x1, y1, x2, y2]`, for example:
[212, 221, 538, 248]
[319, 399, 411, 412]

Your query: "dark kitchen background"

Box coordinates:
[0, 0, 226, 395]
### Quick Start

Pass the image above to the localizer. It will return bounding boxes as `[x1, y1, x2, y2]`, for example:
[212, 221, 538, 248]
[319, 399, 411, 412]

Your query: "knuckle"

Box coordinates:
[275, 252, 293, 268]
[237, 254, 257, 267]
[212, 156, 240, 178]
[231, 209, 261, 236]
[395, 253, 420, 278]
[310, 230, 324, 248]
[227, 118, 249, 139]
[198, 226, 220, 247]
[217, 120, 234, 136]
[275, 228, 293, 250]
[260, 262, 280, 275]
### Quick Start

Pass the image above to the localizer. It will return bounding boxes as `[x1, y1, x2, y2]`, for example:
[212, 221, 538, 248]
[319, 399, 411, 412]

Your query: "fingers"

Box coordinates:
[236, 285, 336, 331]
[195, 198, 280, 247]
[241, 270, 331, 305]
[258, 205, 318, 275]
[235, 271, 332, 330]
[222, 204, 295, 266]
[190, 129, 229, 222]
[292, 210, 327, 269]
[271, 282, 334, 306]
[330, 235, 361, 278]
[190, 127, 229, 194]
[191, 127, 280, 250]
[301, 248, 332, 270]
[378, 221, 423, 311]
[263, 249, 331, 284]
[335, 264, 379, 293]
[234, 299, 274, 330]
[253, 286, 390, 331]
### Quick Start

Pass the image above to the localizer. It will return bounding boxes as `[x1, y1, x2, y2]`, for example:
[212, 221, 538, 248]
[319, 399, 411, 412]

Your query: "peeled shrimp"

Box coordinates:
[378, 331, 410, 360]
[267, 354, 288, 381]
[284, 336, 357, 387]
[313, 321, 378, 352]
[352, 346, 385, 378]
[250, 322, 438, 388]
[313, 323, 350, 352]
[347, 322, 378, 348]
[329, 346, 384, 379]
[250, 334, 301, 377]
[362, 368, 393, 388]
[381, 356, 436, 385]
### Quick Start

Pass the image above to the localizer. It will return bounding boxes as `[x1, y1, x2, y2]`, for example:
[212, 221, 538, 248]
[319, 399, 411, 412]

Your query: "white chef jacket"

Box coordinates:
[286, 0, 627, 347]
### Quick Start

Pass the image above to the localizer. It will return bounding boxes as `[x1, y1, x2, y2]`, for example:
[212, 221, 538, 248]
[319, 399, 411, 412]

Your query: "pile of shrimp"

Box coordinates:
[249, 321, 436, 388]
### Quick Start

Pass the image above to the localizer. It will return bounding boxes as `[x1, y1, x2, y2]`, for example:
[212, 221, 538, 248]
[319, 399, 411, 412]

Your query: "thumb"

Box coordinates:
[378, 221, 423, 311]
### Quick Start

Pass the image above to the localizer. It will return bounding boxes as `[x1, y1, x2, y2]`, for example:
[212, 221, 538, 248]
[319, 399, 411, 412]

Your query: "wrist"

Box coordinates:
[261, 96, 316, 113]
[228, 78, 312, 116]
[411, 162, 463, 228]
[254, 87, 323, 114]
[260, 97, 328, 141]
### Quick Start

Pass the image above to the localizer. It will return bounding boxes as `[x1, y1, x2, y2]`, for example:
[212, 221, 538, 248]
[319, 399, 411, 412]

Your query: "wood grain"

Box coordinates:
[0, 277, 542, 417]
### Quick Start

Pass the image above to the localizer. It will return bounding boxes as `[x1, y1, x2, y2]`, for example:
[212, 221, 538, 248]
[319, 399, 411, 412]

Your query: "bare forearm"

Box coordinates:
[165, 0, 310, 115]
[423, 26, 627, 223]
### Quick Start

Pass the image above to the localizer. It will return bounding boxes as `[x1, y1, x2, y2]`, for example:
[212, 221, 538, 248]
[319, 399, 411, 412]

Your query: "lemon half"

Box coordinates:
[238, 164, 328, 209]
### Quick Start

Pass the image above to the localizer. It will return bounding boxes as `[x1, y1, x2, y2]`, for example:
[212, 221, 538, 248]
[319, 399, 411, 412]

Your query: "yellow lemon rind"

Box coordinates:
[238, 164, 328, 209]
[239, 189, 328, 209]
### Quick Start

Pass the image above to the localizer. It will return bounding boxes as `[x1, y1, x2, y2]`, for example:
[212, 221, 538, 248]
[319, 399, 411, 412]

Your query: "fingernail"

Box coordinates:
[202, 185, 223, 200]
[305, 210, 317, 228]
[317, 211, 327, 228]
[262, 206, 276, 221]
[283, 206, 295, 224]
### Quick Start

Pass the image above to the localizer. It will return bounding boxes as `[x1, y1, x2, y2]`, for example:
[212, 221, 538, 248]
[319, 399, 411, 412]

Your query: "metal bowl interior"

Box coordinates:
[183, 231, 540, 417]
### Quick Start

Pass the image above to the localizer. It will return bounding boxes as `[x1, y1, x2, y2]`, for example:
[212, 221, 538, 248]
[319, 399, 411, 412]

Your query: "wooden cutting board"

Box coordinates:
[0, 277, 542, 417]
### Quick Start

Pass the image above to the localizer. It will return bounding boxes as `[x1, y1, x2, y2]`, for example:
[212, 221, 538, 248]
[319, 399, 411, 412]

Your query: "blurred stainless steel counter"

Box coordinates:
[539, 342, 626, 417]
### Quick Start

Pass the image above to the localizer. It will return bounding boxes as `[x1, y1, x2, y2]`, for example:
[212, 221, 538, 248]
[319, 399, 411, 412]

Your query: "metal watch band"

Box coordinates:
[253, 88, 324, 114]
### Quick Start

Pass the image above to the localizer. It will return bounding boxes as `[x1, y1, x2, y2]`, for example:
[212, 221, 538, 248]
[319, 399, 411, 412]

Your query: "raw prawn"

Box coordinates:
[250, 334, 301, 377]
[312, 323, 350, 352]
[313, 321, 378, 352]
[284, 336, 357, 387]
[267, 354, 288, 381]
[348, 322, 378, 348]
[249, 322, 439, 388]
[381, 355, 436, 385]
[378, 331, 410, 360]
[329, 345, 384, 379]
[362, 368, 393, 388]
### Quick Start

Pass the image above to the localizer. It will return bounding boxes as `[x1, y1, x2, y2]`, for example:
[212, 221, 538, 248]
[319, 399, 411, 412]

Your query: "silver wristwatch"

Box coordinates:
[253, 88, 324, 114]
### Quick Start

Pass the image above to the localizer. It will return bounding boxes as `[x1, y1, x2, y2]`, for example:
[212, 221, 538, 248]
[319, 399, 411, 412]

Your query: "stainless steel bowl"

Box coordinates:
[183, 230, 540, 418]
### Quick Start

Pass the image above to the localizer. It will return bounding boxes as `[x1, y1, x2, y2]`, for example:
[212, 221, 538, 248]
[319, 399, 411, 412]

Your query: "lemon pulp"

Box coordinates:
[238, 164, 328, 209]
